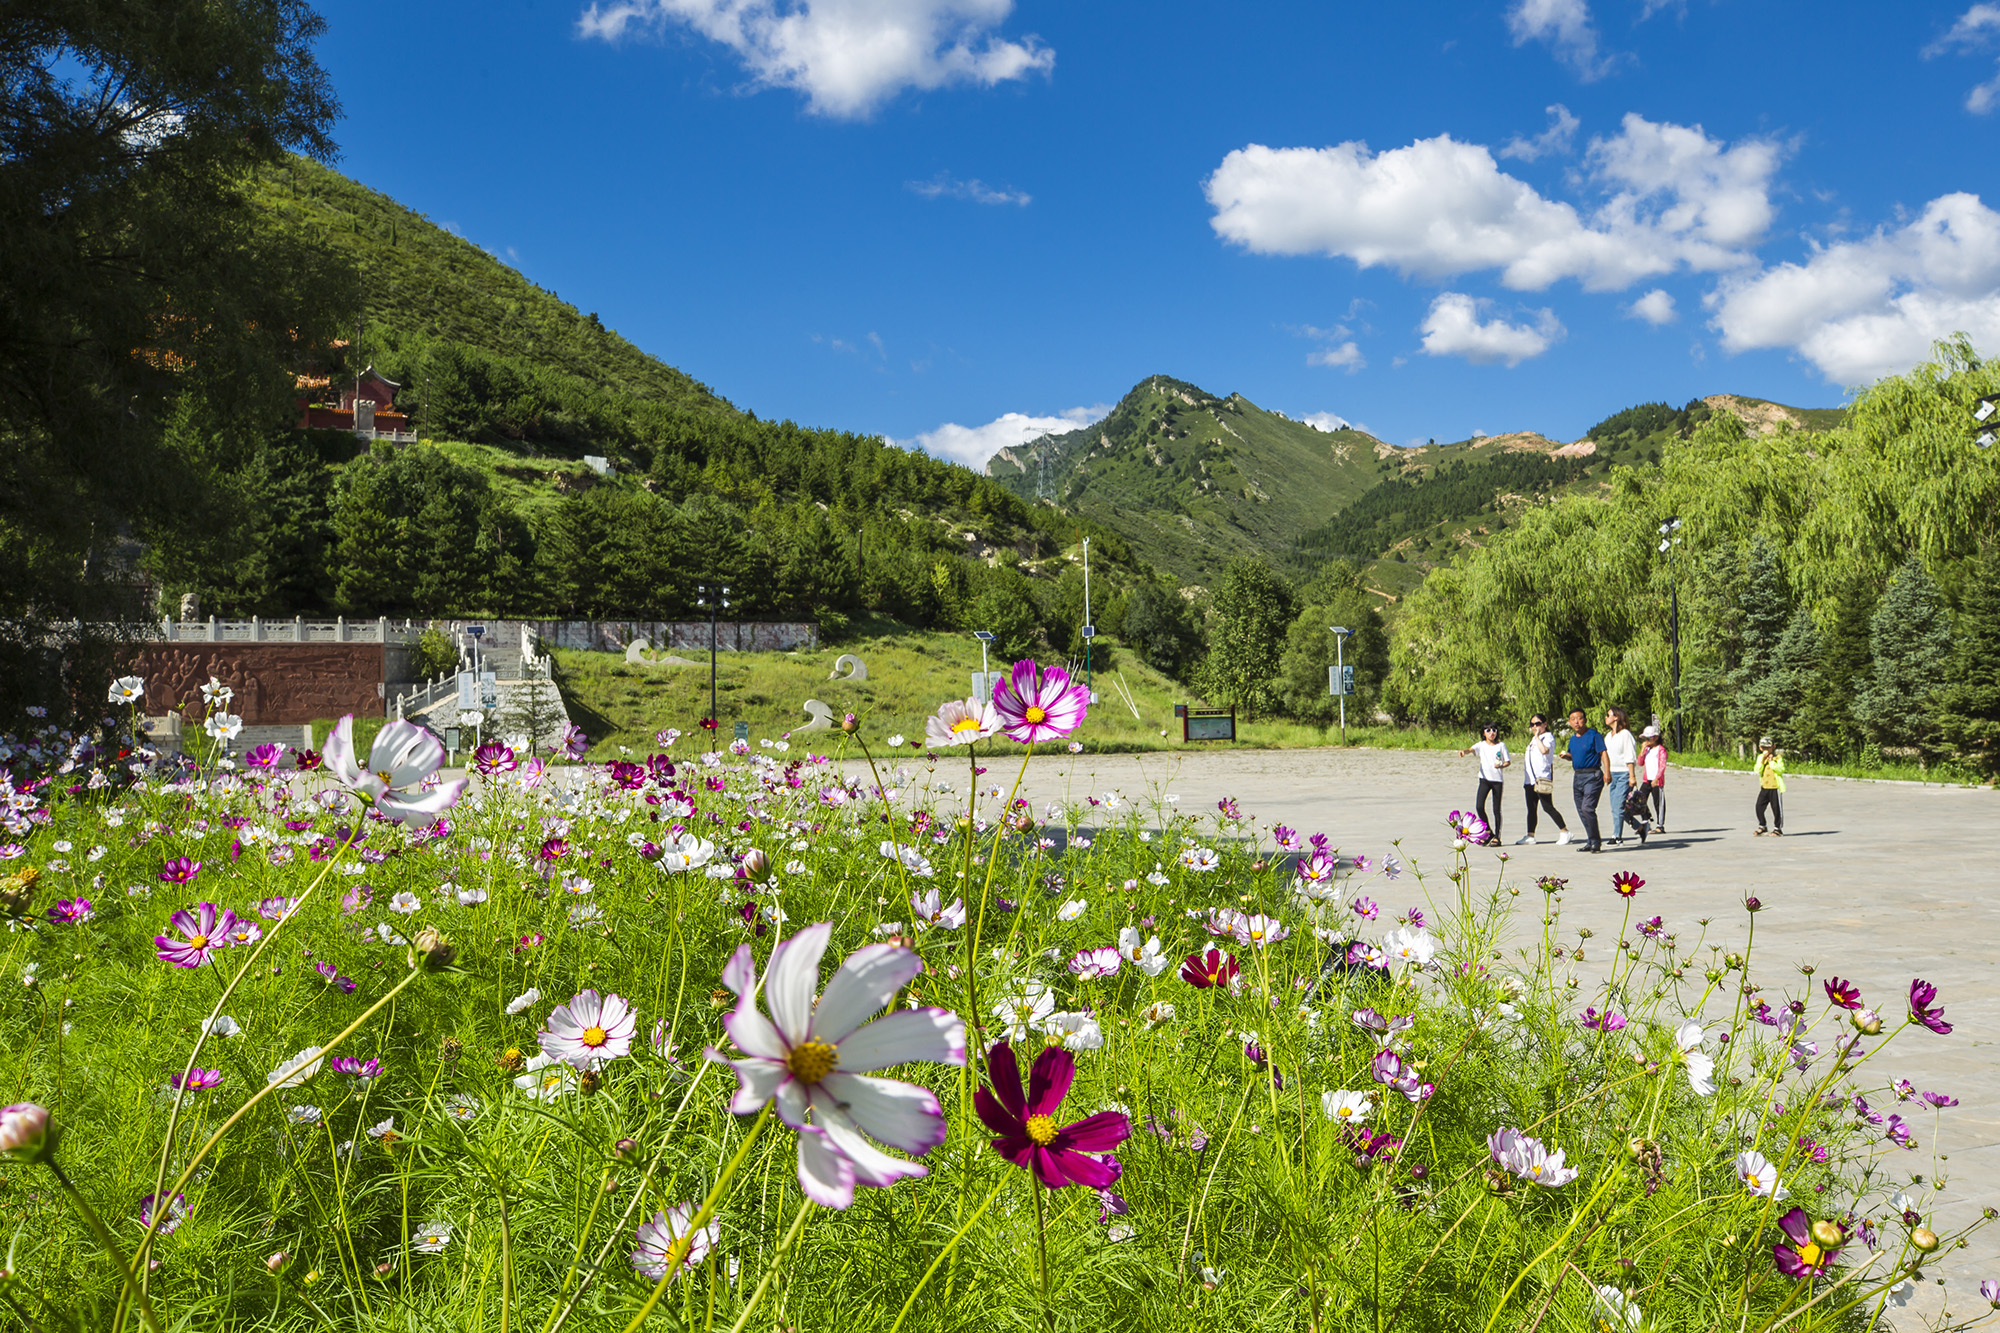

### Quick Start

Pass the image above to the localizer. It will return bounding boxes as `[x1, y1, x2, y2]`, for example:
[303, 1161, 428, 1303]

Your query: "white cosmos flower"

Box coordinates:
[631, 1201, 718, 1281]
[658, 832, 717, 873]
[266, 1046, 326, 1090]
[108, 676, 145, 705]
[909, 888, 965, 930]
[202, 1015, 241, 1038]
[993, 983, 1057, 1040]
[506, 987, 541, 1016]
[924, 697, 1000, 747]
[710, 922, 966, 1210]
[879, 842, 935, 879]
[1488, 1127, 1579, 1187]
[1044, 1011, 1104, 1050]
[1382, 927, 1438, 968]
[1141, 1000, 1176, 1028]
[1322, 1089, 1371, 1124]
[1056, 898, 1088, 921]
[513, 1052, 577, 1101]
[1734, 1149, 1788, 1199]
[457, 885, 488, 906]
[1591, 1284, 1641, 1331]
[322, 715, 467, 827]
[412, 1220, 453, 1254]
[1179, 847, 1220, 872]
[388, 891, 421, 915]
[1117, 926, 1170, 976]
[1676, 1021, 1716, 1096]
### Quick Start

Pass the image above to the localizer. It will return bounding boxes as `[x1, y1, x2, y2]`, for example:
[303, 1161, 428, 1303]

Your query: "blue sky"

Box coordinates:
[319, 1, 2000, 462]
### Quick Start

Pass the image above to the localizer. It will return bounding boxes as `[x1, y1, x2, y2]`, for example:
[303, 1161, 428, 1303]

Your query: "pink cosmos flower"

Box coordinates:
[47, 897, 92, 925]
[172, 1069, 221, 1091]
[1822, 976, 1863, 1009]
[158, 857, 201, 884]
[244, 743, 282, 771]
[331, 1057, 383, 1080]
[473, 743, 517, 776]
[710, 922, 966, 1210]
[973, 1041, 1130, 1189]
[924, 696, 1000, 748]
[631, 1202, 717, 1281]
[1772, 1207, 1842, 1278]
[1068, 947, 1121, 979]
[990, 659, 1088, 744]
[1273, 825, 1305, 853]
[1207, 908, 1289, 947]
[539, 990, 637, 1070]
[155, 903, 237, 968]
[559, 724, 590, 761]
[1909, 979, 1952, 1035]
[1487, 1127, 1579, 1187]
[322, 715, 467, 828]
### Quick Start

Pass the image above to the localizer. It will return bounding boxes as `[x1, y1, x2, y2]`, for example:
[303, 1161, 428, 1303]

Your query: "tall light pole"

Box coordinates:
[1081, 537, 1093, 696]
[697, 583, 730, 749]
[1658, 517, 1684, 752]
[1976, 392, 2000, 447]
[1329, 626, 1353, 742]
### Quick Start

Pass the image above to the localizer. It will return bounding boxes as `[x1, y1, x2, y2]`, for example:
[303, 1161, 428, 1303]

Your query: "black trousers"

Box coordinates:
[1524, 784, 1566, 834]
[1755, 788, 1783, 831]
[1573, 771, 1604, 848]
[1474, 778, 1504, 842]
[1649, 785, 1666, 827]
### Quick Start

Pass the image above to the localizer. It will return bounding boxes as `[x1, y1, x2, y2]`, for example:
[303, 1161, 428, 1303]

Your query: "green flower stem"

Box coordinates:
[724, 1196, 815, 1333]
[886, 1181, 1006, 1333]
[134, 962, 425, 1274]
[1476, 1156, 1626, 1333]
[45, 1158, 163, 1333]
[1033, 1178, 1051, 1327]
[618, 1103, 774, 1333]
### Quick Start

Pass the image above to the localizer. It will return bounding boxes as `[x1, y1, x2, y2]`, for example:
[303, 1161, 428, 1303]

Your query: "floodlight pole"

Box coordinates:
[699, 583, 730, 750]
[1082, 537, 1092, 694]
[1330, 626, 1352, 742]
[1659, 518, 1684, 752]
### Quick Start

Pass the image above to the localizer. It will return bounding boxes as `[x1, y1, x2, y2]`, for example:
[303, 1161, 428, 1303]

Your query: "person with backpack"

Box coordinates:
[1516, 713, 1571, 845]
[1639, 725, 1669, 833]
[1456, 723, 1510, 845]
[1753, 737, 1786, 835]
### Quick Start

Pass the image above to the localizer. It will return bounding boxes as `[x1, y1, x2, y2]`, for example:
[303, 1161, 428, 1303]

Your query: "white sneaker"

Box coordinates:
[1514, 835, 1536, 845]
[1556, 830, 1573, 845]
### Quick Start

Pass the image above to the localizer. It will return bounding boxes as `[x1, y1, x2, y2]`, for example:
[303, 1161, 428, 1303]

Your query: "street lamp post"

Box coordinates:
[697, 583, 730, 749]
[1081, 537, 1093, 696]
[1658, 517, 1684, 752]
[1973, 393, 2000, 448]
[1329, 626, 1353, 742]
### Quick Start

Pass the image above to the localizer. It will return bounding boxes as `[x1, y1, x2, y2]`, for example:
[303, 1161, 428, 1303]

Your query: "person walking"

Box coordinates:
[1639, 725, 1669, 833]
[1560, 708, 1608, 852]
[1604, 707, 1637, 844]
[1457, 723, 1510, 845]
[1753, 737, 1786, 835]
[1516, 713, 1571, 845]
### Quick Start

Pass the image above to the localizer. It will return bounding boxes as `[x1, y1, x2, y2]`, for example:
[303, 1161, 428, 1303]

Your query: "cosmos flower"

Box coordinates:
[1772, 1208, 1843, 1279]
[631, 1202, 718, 1281]
[322, 715, 467, 827]
[1180, 948, 1240, 990]
[990, 660, 1089, 744]
[1909, 979, 1952, 1035]
[412, 1220, 453, 1254]
[108, 676, 145, 705]
[1371, 1050, 1430, 1102]
[1677, 1022, 1715, 1096]
[1445, 809, 1489, 845]
[1322, 1090, 1370, 1125]
[158, 857, 201, 884]
[138, 1191, 188, 1236]
[1822, 976, 1863, 1009]
[973, 1041, 1130, 1189]
[0, 1103, 56, 1163]
[1117, 927, 1170, 976]
[1045, 1011, 1105, 1050]
[656, 833, 716, 873]
[244, 743, 282, 771]
[1381, 927, 1437, 968]
[710, 922, 966, 1210]
[171, 1069, 221, 1091]
[1207, 909, 1288, 947]
[993, 983, 1057, 1041]
[1487, 1127, 1579, 1187]
[1611, 871, 1644, 898]
[1068, 947, 1121, 980]
[266, 1047, 326, 1090]
[924, 696, 1001, 747]
[155, 903, 236, 968]
[1179, 847, 1221, 873]
[47, 897, 92, 925]
[1590, 1285, 1641, 1331]
[513, 1053, 578, 1101]
[331, 1057, 383, 1080]
[1734, 1149, 1788, 1199]
[539, 990, 637, 1070]
[473, 742, 517, 775]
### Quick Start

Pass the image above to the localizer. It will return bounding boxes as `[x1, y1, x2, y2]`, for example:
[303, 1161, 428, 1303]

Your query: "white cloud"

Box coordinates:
[1498, 104, 1580, 161]
[1925, 5, 2000, 111]
[1419, 293, 1564, 366]
[906, 172, 1030, 205]
[1204, 117, 1779, 293]
[1709, 192, 2000, 384]
[1625, 288, 1677, 324]
[1299, 412, 1351, 432]
[1507, 0, 1611, 80]
[577, 0, 1053, 119]
[1308, 342, 1365, 371]
[898, 404, 1107, 468]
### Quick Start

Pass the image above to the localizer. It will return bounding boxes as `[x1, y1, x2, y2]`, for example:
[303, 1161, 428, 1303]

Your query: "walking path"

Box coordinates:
[863, 744, 1997, 1325]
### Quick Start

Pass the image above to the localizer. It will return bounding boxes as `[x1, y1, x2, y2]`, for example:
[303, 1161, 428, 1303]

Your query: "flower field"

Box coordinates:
[0, 665, 1986, 1331]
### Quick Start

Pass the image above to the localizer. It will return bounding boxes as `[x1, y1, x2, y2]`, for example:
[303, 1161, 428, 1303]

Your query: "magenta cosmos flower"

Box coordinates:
[473, 742, 517, 776]
[1909, 979, 1952, 1035]
[1822, 976, 1863, 1010]
[990, 660, 1088, 744]
[973, 1041, 1130, 1189]
[171, 1069, 221, 1091]
[322, 715, 467, 828]
[158, 857, 202, 885]
[1180, 947, 1239, 989]
[710, 922, 966, 1210]
[539, 990, 637, 1070]
[155, 903, 238, 968]
[244, 743, 282, 771]
[1773, 1208, 1843, 1278]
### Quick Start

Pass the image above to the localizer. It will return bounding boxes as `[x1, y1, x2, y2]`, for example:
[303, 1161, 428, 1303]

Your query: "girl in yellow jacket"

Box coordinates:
[1753, 737, 1785, 835]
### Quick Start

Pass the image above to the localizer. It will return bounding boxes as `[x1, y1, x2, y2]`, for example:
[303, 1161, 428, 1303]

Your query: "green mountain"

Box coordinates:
[986, 375, 1390, 586]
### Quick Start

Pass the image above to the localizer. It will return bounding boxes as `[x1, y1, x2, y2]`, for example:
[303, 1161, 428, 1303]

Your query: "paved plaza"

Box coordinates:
[881, 744, 1998, 1324]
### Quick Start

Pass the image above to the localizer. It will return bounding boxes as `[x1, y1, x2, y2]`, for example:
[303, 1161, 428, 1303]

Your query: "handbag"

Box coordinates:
[1532, 734, 1554, 794]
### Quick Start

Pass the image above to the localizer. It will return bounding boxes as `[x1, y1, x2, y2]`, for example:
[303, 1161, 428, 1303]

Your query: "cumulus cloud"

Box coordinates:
[1299, 411, 1352, 431]
[1709, 192, 2000, 384]
[1419, 293, 1564, 366]
[897, 404, 1107, 468]
[906, 172, 1030, 205]
[1507, 0, 1611, 80]
[1204, 116, 1781, 293]
[1499, 104, 1580, 161]
[1925, 4, 2000, 112]
[1625, 288, 1677, 324]
[577, 0, 1053, 119]
[1309, 342, 1366, 371]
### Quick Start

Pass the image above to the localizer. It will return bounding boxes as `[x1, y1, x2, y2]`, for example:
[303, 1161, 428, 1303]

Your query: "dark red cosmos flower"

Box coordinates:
[1180, 948, 1239, 989]
[1909, 979, 1952, 1035]
[1822, 976, 1863, 1010]
[973, 1042, 1129, 1189]
[699, 718, 719, 732]
[291, 748, 323, 772]
[1611, 872, 1643, 898]
[539, 837, 570, 862]
[1772, 1207, 1843, 1278]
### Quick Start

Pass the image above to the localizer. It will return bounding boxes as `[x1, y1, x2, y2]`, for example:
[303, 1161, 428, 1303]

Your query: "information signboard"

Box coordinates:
[1182, 707, 1236, 742]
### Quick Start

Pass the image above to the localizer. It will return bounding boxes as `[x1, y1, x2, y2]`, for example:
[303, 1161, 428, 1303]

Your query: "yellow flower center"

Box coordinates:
[582, 1025, 608, 1048]
[1746, 1173, 1763, 1191]
[1797, 1242, 1823, 1266]
[1024, 706, 1046, 723]
[951, 718, 982, 733]
[1025, 1114, 1059, 1145]
[787, 1038, 838, 1084]
[188, 934, 209, 949]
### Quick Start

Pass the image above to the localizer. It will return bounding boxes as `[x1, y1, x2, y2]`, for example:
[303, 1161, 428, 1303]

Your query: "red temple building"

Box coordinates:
[295, 365, 414, 440]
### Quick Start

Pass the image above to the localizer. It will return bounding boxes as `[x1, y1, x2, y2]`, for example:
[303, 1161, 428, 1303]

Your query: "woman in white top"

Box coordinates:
[1456, 723, 1510, 845]
[1604, 706, 1638, 843]
[1639, 725, 1669, 833]
[1517, 713, 1571, 845]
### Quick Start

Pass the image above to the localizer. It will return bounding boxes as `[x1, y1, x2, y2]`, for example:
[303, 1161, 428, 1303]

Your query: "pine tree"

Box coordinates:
[1727, 539, 1793, 741]
[1734, 607, 1821, 747]
[1852, 555, 1954, 756]
[1794, 575, 1876, 759]
[1935, 541, 2000, 778]
[1198, 558, 1294, 720]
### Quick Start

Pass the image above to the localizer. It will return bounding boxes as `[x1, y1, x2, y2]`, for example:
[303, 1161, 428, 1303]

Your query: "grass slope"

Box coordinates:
[987, 376, 1387, 586]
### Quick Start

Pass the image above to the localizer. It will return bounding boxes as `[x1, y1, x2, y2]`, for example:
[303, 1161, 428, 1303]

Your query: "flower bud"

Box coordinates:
[1725, 952, 1744, 970]
[266, 1250, 289, 1272]
[1850, 1008, 1883, 1035]
[840, 713, 858, 733]
[1744, 897, 1763, 913]
[413, 926, 456, 972]
[0, 1103, 57, 1164]
[1811, 1219, 1845, 1248]
[614, 1137, 640, 1162]
[738, 848, 772, 884]
[1913, 1227, 1940, 1253]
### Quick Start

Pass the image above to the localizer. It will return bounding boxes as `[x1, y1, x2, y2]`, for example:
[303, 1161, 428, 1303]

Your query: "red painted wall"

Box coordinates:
[124, 644, 387, 724]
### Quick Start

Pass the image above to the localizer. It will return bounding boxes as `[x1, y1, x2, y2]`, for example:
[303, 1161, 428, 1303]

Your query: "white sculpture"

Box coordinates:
[797, 699, 836, 731]
[829, 654, 867, 681]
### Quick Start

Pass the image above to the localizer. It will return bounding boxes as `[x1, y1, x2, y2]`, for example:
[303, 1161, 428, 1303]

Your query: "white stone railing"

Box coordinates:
[159, 616, 423, 643]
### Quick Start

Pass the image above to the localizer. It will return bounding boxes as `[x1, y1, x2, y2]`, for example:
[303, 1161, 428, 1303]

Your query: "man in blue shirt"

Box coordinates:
[1561, 707, 1609, 852]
